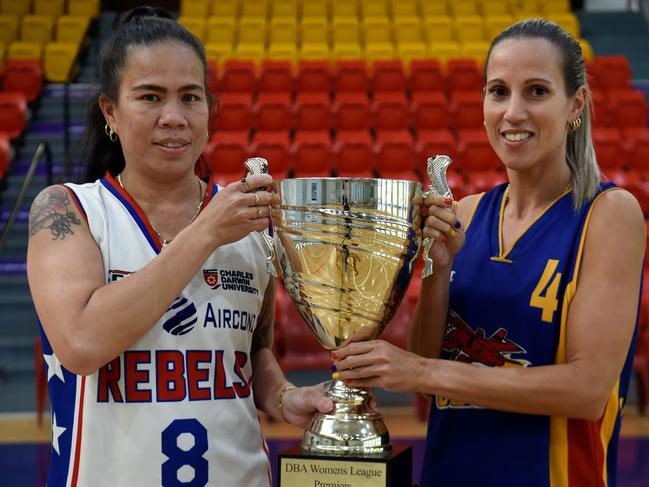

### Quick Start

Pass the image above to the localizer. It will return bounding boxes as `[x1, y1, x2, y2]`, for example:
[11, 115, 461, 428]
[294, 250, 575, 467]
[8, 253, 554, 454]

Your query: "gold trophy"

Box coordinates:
[245, 156, 453, 485]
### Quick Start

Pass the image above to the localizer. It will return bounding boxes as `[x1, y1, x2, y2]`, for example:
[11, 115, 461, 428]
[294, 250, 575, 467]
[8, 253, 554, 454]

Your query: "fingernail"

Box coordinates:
[444, 197, 453, 206]
[330, 363, 337, 372]
[454, 220, 462, 229]
[331, 351, 338, 360]
[332, 372, 340, 380]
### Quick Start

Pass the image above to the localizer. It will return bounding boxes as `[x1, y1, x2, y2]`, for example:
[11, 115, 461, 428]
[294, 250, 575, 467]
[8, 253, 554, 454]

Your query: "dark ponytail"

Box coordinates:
[79, 6, 211, 182]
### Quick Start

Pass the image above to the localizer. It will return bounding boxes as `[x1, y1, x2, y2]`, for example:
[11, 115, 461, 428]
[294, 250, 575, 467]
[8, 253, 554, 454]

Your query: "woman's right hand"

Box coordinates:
[422, 194, 465, 269]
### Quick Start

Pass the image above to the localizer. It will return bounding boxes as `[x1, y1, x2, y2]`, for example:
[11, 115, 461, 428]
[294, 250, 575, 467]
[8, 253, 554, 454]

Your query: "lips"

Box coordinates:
[501, 131, 533, 142]
[154, 139, 191, 148]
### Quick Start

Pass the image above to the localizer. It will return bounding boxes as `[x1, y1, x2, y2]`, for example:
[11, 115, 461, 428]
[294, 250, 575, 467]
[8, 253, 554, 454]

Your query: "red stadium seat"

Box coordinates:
[591, 55, 631, 91]
[624, 127, 649, 172]
[333, 59, 369, 93]
[294, 92, 330, 131]
[374, 132, 417, 181]
[219, 59, 256, 94]
[2, 59, 43, 102]
[446, 58, 483, 91]
[449, 90, 484, 130]
[249, 130, 292, 179]
[409, 59, 445, 93]
[0, 132, 9, 180]
[464, 169, 507, 194]
[258, 60, 293, 94]
[456, 129, 501, 172]
[608, 89, 648, 128]
[410, 91, 448, 131]
[0, 91, 27, 139]
[296, 59, 331, 93]
[333, 132, 375, 177]
[370, 59, 406, 93]
[253, 92, 292, 131]
[203, 131, 249, 186]
[371, 92, 410, 131]
[216, 93, 253, 132]
[590, 89, 611, 127]
[292, 131, 332, 177]
[332, 92, 370, 131]
[206, 60, 218, 97]
[592, 127, 624, 172]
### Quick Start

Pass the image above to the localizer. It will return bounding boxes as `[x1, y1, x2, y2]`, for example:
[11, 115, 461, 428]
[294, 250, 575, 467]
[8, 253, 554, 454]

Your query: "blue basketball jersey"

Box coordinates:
[421, 182, 640, 487]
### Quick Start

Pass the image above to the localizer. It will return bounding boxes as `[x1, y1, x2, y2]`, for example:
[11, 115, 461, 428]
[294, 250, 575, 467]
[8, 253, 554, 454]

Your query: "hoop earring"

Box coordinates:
[567, 116, 582, 133]
[104, 123, 118, 142]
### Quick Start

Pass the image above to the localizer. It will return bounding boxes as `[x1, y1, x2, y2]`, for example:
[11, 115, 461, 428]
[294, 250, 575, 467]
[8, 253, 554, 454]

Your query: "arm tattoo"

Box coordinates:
[29, 186, 82, 240]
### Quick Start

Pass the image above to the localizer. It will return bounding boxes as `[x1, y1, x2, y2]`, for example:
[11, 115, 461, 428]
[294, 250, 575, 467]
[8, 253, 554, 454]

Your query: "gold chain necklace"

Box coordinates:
[116, 172, 206, 248]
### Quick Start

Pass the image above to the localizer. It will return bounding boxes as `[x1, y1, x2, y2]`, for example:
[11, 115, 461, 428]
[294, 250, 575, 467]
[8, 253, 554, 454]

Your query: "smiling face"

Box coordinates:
[483, 37, 585, 175]
[100, 41, 209, 180]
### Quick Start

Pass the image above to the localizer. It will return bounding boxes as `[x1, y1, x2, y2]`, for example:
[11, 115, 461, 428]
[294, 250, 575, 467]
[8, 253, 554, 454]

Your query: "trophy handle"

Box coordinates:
[421, 155, 453, 279]
[244, 157, 277, 277]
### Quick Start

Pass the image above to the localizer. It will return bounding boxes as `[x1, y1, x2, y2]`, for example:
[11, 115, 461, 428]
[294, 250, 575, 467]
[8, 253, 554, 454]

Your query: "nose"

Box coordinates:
[503, 93, 528, 124]
[158, 99, 188, 127]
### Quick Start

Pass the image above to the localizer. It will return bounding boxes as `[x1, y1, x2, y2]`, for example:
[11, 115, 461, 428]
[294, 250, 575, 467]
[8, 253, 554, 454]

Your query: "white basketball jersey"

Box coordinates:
[40, 173, 272, 487]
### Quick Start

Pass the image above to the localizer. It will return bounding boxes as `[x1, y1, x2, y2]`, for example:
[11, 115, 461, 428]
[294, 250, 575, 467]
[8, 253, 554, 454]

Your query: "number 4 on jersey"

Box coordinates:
[530, 259, 562, 323]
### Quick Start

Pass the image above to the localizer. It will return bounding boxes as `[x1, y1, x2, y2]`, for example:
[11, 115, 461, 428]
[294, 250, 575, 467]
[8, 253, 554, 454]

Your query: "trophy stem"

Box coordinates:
[302, 379, 391, 457]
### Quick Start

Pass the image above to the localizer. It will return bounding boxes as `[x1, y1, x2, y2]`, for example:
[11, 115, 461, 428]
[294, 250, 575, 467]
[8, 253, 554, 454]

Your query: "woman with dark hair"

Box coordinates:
[26, 7, 331, 486]
[333, 19, 645, 486]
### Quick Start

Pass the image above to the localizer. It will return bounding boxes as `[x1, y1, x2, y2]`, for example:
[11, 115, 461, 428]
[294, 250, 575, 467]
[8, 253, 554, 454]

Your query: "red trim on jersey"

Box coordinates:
[63, 185, 88, 223]
[70, 375, 86, 487]
[567, 415, 606, 486]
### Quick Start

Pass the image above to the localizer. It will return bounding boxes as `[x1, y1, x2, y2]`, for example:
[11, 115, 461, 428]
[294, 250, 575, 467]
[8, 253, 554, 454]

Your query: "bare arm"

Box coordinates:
[27, 176, 273, 375]
[337, 190, 645, 420]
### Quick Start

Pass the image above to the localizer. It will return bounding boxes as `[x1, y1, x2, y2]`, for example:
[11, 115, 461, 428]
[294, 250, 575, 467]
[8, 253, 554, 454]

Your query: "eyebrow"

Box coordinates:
[486, 77, 553, 85]
[131, 83, 204, 92]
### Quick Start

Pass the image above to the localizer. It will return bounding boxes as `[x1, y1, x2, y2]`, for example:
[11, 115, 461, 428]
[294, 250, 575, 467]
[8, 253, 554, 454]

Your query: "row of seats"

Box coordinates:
[0, 14, 91, 45]
[181, 0, 573, 20]
[0, 0, 99, 18]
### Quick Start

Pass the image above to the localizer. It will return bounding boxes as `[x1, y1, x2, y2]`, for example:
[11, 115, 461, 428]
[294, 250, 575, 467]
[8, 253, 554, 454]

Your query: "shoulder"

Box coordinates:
[29, 184, 89, 240]
[457, 193, 485, 229]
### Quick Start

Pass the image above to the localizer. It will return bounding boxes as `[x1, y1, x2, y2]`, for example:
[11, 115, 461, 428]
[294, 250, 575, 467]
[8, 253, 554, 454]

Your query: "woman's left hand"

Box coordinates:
[282, 382, 334, 428]
[333, 340, 427, 393]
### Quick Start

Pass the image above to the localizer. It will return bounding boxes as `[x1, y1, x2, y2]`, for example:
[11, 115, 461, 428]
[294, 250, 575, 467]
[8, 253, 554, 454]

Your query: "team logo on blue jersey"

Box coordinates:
[162, 297, 198, 335]
[202, 268, 259, 295]
[443, 310, 529, 367]
[203, 269, 220, 289]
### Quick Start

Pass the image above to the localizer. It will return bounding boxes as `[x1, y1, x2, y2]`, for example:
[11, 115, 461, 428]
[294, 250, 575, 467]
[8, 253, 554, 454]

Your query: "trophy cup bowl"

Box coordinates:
[272, 177, 424, 457]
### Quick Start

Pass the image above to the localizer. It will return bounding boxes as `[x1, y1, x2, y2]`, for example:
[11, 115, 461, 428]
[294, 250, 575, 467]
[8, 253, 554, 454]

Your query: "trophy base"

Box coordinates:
[278, 445, 412, 487]
[301, 380, 391, 457]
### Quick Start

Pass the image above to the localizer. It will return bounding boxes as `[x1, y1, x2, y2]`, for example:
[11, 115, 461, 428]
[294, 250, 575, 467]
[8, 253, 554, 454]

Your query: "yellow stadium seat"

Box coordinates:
[68, 0, 100, 18]
[394, 16, 423, 44]
[267, 42, 296, 62]
[234, 42, 265, 64]
[512, 0, 540, 17]
[241, 0, 267, 18]
[302, 1, 327, 19]
[56, 15, 89, 44]
[454, 15, 484, 43]
[1, 0, 30, 16]
[300, 43, 330, 60]
[541, 0, 570, 15]
[205, 42, 233, 62]
[421, 0, 448, 17]
[578, 38, 593, 63]
[21, 15, 55, 46]
[8, 41, 43, 60]
[0, 42, 5, 71]
[362, 0, 388, 18]
[333, 18, 360, 44]
[428, 40, 460, 64]
[44, 41, 79, 82]
[398, 42, 429, 65]
[301, 18, 329, 45]
[450, 0, 478, 17]
[238, 17, 267, 45]
[391, 0, 418, 19]
[365, 42, 394, 63]
[0, 15, 19, 43]
[424, 16, 454, 43]
[480, 0, 512, 16]
[35, 0, 64, 17]
[461, 41, 490, 64]
[181, 0, 210, 17]
[270, 17, 296, 44]
[177, 16, 206, 42]
[333, 42, 363, 60]
[206, 17, 236, 45]
[362, 17, 391, 44]
[331, 0, 358, 19]
[547, 13, 580, 38]
[272, 0, 297, 19]
[211, 0, 238, 18]
[484, 15, 515, 42]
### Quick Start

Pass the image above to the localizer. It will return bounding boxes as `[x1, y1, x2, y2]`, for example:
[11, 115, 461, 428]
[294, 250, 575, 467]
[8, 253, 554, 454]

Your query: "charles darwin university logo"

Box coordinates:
[203, 269, 220, 289]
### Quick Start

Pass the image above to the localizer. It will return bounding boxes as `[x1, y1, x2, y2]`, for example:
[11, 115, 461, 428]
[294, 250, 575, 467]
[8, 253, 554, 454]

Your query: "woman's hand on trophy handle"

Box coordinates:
[422, 195, 464, 269]
[281, 383, 334, 428]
